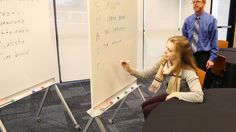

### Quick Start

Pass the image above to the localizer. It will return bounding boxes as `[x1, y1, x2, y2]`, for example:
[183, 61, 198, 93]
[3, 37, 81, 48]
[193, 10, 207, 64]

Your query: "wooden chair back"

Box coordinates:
[218, 40, 228, 48]
[211, 55, 226, 78]
[196, 68, 206, 88]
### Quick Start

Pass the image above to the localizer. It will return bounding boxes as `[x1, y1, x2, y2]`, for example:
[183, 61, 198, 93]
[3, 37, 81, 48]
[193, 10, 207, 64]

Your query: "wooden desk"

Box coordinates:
[142, 88, 236, 132]
[218, 48, 236, 87]
[218, 48, 236, 64]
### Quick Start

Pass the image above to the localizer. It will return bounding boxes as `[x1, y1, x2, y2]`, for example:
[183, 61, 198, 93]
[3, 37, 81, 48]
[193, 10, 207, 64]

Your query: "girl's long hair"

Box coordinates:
[167, 36, 198, 88]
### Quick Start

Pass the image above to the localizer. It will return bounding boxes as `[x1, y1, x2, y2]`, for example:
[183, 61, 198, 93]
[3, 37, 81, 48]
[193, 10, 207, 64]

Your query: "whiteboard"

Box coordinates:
[0, 0, 58, 107]
[88, 0, 138, 111]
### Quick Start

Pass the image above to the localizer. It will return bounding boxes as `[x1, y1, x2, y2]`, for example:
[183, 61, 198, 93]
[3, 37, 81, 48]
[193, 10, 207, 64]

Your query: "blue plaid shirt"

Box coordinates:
[182, 12, 218, 61]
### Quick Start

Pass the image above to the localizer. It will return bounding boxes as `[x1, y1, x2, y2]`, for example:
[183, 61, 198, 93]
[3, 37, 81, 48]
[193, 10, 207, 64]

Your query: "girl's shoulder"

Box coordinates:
[182, 67, 197, 78]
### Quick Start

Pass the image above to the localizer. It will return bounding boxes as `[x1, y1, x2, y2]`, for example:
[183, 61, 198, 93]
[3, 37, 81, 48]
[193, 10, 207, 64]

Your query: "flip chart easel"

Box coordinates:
[86, 0, 141, 131]
[0, 0, 81, 130]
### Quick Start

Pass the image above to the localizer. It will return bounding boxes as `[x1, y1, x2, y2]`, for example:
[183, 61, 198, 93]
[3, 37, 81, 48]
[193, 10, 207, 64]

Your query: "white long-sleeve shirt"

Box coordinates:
[130, 58, 204, 103]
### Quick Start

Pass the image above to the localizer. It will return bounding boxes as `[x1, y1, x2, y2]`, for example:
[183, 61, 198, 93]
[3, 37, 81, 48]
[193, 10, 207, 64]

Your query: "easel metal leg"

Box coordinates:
[108, 96, 128, 123]
[95, 117, 107, 132]
[83, 116, 107, 132]
[108, 86, 145, 124]
[83, 117, 94, 132]
[137, 87, 145, 101]
[54, 84, 81, 129]
[36, 87, 51, 121]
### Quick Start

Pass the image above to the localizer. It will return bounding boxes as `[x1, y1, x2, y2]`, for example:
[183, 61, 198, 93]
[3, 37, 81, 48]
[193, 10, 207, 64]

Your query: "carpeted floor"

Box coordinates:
[0, 78, 159, 132]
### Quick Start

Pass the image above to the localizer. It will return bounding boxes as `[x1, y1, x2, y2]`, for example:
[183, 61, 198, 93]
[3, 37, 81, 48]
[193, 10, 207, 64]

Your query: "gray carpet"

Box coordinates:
[0, 79, 160, 132]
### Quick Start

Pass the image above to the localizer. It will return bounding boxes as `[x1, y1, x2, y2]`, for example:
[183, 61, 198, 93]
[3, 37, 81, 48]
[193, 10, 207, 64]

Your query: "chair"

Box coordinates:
[196, 68, 206, 88]
[211, 55, 226, 78]
[210, 55, 226, 87]
[218, 40, 228, 48]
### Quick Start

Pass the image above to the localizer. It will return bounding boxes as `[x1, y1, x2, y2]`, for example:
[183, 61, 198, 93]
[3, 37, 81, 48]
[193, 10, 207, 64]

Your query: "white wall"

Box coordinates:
[144, 0, 179, 68]
[137, 0, 144, 69]
[56, 0, 90, 82]
[212, 0, 231, 40]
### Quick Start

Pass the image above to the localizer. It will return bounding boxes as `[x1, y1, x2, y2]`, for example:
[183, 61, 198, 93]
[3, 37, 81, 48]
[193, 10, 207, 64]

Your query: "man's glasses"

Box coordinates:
[192, 0, 203, 4]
